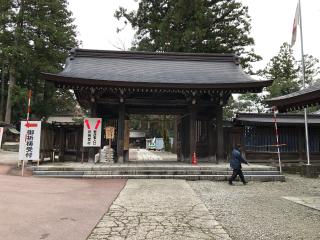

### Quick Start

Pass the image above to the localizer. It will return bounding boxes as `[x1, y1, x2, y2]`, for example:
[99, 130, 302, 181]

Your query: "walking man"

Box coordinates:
[228, 145, 249, 185]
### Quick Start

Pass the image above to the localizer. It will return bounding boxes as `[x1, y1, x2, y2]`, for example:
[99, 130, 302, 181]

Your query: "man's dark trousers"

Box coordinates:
[229, 169, 246, 183]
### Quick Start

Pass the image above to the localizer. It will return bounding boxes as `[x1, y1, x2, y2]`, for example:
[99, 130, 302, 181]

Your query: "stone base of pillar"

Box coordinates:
[124, 150, 129, 162]
[117, 156, 124, 164]
[300, 164, 319, 178]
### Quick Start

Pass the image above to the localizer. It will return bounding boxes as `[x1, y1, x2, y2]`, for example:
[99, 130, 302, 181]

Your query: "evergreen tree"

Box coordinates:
[261, 43, 299, 98]
[298, 54, 320, 87]
[0, 0, 14, 120]
[226, 43, 320, 116]
[0, 0, 78, 123]
[223, 93, 265, 120]
[115, 0, 261, 70]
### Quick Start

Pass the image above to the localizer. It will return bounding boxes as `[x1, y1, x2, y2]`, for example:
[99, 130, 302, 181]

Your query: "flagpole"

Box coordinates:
[298, 0, 311, 165]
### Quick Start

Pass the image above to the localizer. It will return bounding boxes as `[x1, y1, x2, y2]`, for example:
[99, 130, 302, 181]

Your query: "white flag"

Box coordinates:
[291, 2, 300, 47]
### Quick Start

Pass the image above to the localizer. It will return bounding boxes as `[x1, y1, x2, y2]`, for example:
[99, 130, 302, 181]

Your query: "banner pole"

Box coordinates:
[272, 106, 282, 173]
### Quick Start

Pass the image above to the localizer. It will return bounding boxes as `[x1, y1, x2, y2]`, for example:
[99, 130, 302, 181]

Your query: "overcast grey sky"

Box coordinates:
[68, 0, 320, 71]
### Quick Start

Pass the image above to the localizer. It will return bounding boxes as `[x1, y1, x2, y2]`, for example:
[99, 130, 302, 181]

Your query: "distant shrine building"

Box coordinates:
[42, 49, 271, 163]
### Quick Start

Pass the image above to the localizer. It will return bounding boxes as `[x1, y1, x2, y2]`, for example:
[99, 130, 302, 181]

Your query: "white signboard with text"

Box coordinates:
[0, 127, 3, 147]
[83, 118, 102, 147]
[18, 121, 41, 161]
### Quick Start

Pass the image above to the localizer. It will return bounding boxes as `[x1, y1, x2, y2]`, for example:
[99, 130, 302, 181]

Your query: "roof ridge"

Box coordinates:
[70, 48, 239, 63]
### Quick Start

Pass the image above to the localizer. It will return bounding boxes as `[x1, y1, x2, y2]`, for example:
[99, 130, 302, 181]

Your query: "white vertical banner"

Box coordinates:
[18, 121, 41, 161]
[0, 127, 3, 148]
[83, 118, 102, 147]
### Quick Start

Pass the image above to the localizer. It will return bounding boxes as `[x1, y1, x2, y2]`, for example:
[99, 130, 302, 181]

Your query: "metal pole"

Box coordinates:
[298, 0, 311, 165]
[27, 90, 32, 122]
[272, 107, 282, 173]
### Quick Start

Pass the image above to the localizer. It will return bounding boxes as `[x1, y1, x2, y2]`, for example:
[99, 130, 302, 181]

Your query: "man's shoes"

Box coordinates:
[243, 181, 248, 185]
[228, 180, 233, 185]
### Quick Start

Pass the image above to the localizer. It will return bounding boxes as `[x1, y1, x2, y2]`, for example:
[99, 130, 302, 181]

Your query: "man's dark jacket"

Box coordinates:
[230, 148, 248, 170]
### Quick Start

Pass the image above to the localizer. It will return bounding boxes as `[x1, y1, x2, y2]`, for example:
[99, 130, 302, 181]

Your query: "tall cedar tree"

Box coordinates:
[0, 0, 78, 123]
[231, 43, 320, 115]
[116, 0, 261, 124]
[298, 54, 320, 87]
[0, 0, 15, 120]
[261, 43, 299, 99]
[115, 0, 261, 72]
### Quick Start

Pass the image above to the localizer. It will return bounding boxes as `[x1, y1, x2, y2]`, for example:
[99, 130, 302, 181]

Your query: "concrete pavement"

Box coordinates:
[283, 196, 320, 211]
[129, 148, 178, 161]
[88, 179, 231, 240]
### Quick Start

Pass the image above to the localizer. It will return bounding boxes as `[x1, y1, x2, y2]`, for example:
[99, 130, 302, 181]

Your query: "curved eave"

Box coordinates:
[265, 91, 320, 112]
[42, 73, 272, 93]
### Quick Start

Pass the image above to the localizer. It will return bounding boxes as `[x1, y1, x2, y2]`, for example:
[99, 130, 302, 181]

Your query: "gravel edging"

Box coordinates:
[188, 174, 320, 240]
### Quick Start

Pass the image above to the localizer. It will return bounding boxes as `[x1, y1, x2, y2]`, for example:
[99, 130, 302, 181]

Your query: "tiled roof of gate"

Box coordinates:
[42, 49, 271, 89]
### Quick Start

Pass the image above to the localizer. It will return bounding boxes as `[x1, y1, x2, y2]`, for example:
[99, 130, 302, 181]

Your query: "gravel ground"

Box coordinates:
[189, 175, 320, 240]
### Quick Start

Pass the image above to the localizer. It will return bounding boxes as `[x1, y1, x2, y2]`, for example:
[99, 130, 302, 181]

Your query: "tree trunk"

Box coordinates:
[0, 64, 5, 121]
[4, 0, 24, 123]
[5, 67, 15, 123]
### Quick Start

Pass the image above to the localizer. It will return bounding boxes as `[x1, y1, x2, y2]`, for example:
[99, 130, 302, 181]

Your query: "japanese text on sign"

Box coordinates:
[83, 118, 102, 147]
[18, 121, 41, 161]
[105, 126, 115, 140]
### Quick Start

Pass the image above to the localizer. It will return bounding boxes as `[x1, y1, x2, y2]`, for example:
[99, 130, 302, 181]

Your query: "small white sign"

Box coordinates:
[83, 118, 102, 147]
[18, 121, 41, 161]
[0, 127, 3, 147]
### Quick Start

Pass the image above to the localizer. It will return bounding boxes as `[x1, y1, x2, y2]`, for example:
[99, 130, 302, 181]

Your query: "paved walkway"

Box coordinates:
[129, 148, 177, 161]
[0, 174, 126, 240]
[283, 196, 320, 211]
[88, 179, 231, 240]
[0, 149, 19, 164]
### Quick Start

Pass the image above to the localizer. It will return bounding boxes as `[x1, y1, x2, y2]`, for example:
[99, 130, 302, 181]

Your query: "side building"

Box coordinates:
[233, 113, 320, 165]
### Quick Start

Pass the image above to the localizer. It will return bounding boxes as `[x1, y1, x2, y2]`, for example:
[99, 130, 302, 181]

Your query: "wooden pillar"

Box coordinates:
[216, 105, 224, 163]
[189, 104, 197, 163]
[75, 129, 79, 162]
[180, 115, 186, 162]
[208, 120, 215, 162]
[123, 119, 130, 162]
[176, 116, 181, 161]
[117, 103, 125, 163]
[58, 127, 63, 161]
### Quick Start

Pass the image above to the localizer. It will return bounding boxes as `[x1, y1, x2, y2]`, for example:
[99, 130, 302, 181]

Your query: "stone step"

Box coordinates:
[33, 174, 285, 181]
[33, 166, 278, 172]
[2, 142, 19, 152]
[33, 170, 281, 176]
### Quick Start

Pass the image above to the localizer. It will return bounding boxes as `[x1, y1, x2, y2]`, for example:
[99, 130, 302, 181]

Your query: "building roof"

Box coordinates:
[42, 49, 271, 92]
[265, 84, 320, 112]
[234, 112, 320, 126]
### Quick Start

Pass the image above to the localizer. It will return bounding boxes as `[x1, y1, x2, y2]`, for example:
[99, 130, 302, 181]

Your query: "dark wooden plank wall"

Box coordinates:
[243, 125, 320, 164]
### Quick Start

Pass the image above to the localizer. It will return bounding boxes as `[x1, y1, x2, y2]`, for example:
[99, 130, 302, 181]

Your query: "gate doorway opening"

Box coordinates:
[128, 114, 178, 162]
